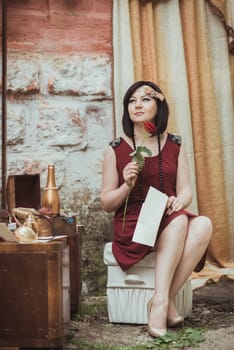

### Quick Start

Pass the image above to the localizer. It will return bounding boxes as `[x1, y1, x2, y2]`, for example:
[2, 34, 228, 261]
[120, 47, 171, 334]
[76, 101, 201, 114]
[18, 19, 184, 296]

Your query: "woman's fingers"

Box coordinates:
[166, 196, 183, 215]
[123, 162, 139, 188]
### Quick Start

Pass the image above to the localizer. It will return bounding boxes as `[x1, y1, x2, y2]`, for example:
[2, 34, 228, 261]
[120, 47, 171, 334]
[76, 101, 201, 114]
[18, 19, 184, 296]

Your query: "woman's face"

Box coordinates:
[127, 85, 158, 124]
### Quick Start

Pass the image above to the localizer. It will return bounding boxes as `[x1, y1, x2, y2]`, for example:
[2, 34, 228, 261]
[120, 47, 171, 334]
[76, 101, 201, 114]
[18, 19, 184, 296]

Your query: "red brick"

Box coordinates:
[7, 0, 112, 55]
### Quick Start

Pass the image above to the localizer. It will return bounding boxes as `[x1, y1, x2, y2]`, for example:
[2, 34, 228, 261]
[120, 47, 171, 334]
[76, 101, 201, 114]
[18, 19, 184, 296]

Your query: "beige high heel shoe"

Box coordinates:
[147, 298, 167, 338]
[167, 300, 184, 327]
[167, 315, 184, 328]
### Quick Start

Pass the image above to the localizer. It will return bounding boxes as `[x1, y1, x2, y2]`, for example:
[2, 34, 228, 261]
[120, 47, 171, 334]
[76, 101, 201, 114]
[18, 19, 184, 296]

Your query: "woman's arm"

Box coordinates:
[100, 146, 138, 212]
[167, 143, 193, 213]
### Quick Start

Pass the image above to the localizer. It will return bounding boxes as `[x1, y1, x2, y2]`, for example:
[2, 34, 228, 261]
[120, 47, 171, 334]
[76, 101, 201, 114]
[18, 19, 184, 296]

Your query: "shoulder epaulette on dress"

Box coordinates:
[168, 133, 182, 145]
[109, 137, 122, 148]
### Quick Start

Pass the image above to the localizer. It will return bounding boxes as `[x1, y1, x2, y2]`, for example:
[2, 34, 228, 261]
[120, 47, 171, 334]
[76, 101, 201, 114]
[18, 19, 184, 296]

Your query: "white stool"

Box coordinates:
[103, 242, 193, 324]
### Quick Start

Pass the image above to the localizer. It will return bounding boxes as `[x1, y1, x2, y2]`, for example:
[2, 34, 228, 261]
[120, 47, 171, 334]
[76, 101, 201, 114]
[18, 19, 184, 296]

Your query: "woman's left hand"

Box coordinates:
[166, 196, 183, 215]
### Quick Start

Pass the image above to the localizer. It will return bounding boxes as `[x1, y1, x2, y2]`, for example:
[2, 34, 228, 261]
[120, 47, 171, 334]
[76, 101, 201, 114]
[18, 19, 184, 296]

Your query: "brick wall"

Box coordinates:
[2, 0, 115, 294]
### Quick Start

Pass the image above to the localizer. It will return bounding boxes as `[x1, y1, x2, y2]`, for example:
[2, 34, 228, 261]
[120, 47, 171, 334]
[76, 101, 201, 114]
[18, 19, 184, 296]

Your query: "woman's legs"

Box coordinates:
[148, 215, 188, 330]
[148, 215, 213, 332]
[168, 216, 212, 318]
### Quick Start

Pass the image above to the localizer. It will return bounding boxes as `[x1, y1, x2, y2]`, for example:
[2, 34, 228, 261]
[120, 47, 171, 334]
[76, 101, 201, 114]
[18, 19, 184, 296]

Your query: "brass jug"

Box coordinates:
[42, 165, 60, 215]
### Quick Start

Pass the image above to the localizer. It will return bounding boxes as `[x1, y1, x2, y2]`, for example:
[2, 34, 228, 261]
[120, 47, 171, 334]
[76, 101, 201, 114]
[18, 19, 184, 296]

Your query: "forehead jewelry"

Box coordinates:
[143, 86, 165, 101]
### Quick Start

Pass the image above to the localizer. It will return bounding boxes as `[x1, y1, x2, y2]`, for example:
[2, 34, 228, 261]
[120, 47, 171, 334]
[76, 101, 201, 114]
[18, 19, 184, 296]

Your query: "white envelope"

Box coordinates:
[132, 186, 168, 247]
[0, 223, 19, 243]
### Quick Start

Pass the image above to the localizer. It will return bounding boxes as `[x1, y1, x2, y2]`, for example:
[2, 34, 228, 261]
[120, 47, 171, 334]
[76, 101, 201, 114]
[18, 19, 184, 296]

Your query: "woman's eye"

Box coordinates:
[142, 97, 150, 102]
[129, 99, 136, 104]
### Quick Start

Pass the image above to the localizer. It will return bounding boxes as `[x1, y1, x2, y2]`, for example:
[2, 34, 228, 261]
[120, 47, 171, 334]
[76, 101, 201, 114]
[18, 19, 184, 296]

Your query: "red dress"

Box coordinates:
[110, 133, 198, 271]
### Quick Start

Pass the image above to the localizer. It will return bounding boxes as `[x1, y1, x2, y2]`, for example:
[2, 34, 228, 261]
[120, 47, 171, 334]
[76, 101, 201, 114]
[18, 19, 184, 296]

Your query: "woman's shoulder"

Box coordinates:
[167, 133, 182, 145]
[109, 136, 131, 149]
[109, 137, 122, 148]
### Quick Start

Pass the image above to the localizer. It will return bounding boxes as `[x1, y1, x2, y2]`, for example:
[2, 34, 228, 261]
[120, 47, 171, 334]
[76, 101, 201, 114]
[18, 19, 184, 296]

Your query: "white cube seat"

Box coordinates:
[104, 242, 193, 324]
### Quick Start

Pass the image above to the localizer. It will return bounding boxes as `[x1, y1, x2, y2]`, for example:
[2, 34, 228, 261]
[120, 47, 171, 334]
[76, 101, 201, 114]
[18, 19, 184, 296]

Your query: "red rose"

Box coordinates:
[143, 121, 157, 135]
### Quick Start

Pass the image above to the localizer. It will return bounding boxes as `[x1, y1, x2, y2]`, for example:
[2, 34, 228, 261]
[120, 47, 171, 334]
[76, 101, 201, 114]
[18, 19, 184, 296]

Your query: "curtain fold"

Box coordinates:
[113, 0, 135, 135]
[113, 0, 234, 275]
[180, 0, 232, 266]
[129, 0, 158, 81]
[205, 0, 234, 265]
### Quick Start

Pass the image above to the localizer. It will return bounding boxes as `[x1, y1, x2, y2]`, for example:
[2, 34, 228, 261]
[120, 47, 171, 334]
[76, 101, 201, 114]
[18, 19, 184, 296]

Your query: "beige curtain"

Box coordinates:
[113, 0, 135, 135]
[113, 0, 234, 284]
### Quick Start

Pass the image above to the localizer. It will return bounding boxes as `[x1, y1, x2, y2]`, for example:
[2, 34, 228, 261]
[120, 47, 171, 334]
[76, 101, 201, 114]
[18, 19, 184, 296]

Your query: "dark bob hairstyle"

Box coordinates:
[122, 81, 169, 138]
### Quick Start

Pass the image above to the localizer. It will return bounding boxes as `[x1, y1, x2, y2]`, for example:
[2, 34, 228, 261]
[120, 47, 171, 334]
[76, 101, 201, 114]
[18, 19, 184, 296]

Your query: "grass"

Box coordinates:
[72, 296, 107, 322]
[65, 297, 206, 350]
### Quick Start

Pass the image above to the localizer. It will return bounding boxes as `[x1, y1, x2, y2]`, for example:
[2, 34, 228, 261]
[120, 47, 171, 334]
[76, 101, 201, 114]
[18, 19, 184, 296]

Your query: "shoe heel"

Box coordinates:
[167, 316, 184, 328]
[147, 297, 167, 338]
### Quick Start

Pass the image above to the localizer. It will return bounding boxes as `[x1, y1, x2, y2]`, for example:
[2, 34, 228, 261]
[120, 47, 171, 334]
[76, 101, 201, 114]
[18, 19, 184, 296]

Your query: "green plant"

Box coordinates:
[122, 121, 156, 231]
[149, 328, 206, 349]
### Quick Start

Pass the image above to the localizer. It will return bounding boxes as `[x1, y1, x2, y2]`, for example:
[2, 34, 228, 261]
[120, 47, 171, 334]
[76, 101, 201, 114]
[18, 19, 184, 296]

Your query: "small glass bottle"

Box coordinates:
[15, 214, 38, 243]
[42, 165, 60, 215]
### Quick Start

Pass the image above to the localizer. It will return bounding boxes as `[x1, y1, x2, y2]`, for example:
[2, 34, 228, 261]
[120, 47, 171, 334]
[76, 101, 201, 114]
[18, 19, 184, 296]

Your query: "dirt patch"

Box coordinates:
[188, 277, 234, 330]
[65, 277, 234, 349]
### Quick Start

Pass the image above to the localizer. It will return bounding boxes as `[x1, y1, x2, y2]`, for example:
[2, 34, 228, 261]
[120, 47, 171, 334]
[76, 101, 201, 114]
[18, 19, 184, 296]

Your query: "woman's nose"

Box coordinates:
[135, 99, 143, 108]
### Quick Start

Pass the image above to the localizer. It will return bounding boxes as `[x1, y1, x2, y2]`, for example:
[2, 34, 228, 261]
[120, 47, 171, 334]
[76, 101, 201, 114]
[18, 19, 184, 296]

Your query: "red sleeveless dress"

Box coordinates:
[110, 134, 198, 271]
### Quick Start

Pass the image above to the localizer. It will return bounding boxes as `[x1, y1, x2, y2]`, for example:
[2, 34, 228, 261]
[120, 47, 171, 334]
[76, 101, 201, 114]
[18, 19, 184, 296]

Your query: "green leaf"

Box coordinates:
[129, 145, 152, 171]
[132, 154, 145, 170]
[138, 146, 152, 157]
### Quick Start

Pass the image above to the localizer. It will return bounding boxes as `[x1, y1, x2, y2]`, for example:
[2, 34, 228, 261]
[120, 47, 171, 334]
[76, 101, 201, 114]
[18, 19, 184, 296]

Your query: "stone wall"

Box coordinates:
[1, 0, 115, 294]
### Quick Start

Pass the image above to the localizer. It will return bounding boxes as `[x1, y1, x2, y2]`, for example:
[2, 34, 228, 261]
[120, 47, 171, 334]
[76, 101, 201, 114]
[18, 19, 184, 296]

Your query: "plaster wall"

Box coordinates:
[1, 0, 115, 293]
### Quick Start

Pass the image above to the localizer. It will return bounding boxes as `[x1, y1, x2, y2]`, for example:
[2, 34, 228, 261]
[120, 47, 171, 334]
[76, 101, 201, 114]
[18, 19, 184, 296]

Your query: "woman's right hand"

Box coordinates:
[123, 161, 139, 189]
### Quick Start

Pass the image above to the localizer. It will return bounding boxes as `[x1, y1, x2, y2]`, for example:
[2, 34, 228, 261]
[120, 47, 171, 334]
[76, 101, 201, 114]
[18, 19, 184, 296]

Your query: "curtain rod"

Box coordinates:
[1, 0, 7, 210]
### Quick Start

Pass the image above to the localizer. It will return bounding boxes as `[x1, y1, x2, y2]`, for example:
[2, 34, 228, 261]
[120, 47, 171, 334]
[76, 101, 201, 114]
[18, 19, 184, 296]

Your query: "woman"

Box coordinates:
[101, 81, 212, 338]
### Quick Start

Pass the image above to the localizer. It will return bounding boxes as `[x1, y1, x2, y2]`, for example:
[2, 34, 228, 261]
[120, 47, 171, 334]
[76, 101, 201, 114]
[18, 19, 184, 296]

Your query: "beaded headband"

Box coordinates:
[143, 86, 165, 101]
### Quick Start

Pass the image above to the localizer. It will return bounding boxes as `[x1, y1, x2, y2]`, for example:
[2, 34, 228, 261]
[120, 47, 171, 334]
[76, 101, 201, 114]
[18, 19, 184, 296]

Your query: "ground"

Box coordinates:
[65, 277, 234, 349]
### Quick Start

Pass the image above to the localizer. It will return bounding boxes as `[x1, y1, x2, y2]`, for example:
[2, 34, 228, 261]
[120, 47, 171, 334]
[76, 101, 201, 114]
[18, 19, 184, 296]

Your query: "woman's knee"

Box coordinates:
[158, 215, 188, 245]
[165, 215, 188, 239]
[191, 216, 213, 243]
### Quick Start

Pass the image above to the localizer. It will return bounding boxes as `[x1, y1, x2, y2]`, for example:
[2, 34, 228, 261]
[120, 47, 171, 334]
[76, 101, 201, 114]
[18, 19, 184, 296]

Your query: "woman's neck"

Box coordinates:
[132, 132, 158, 153]
[133, 125, 148, 144]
